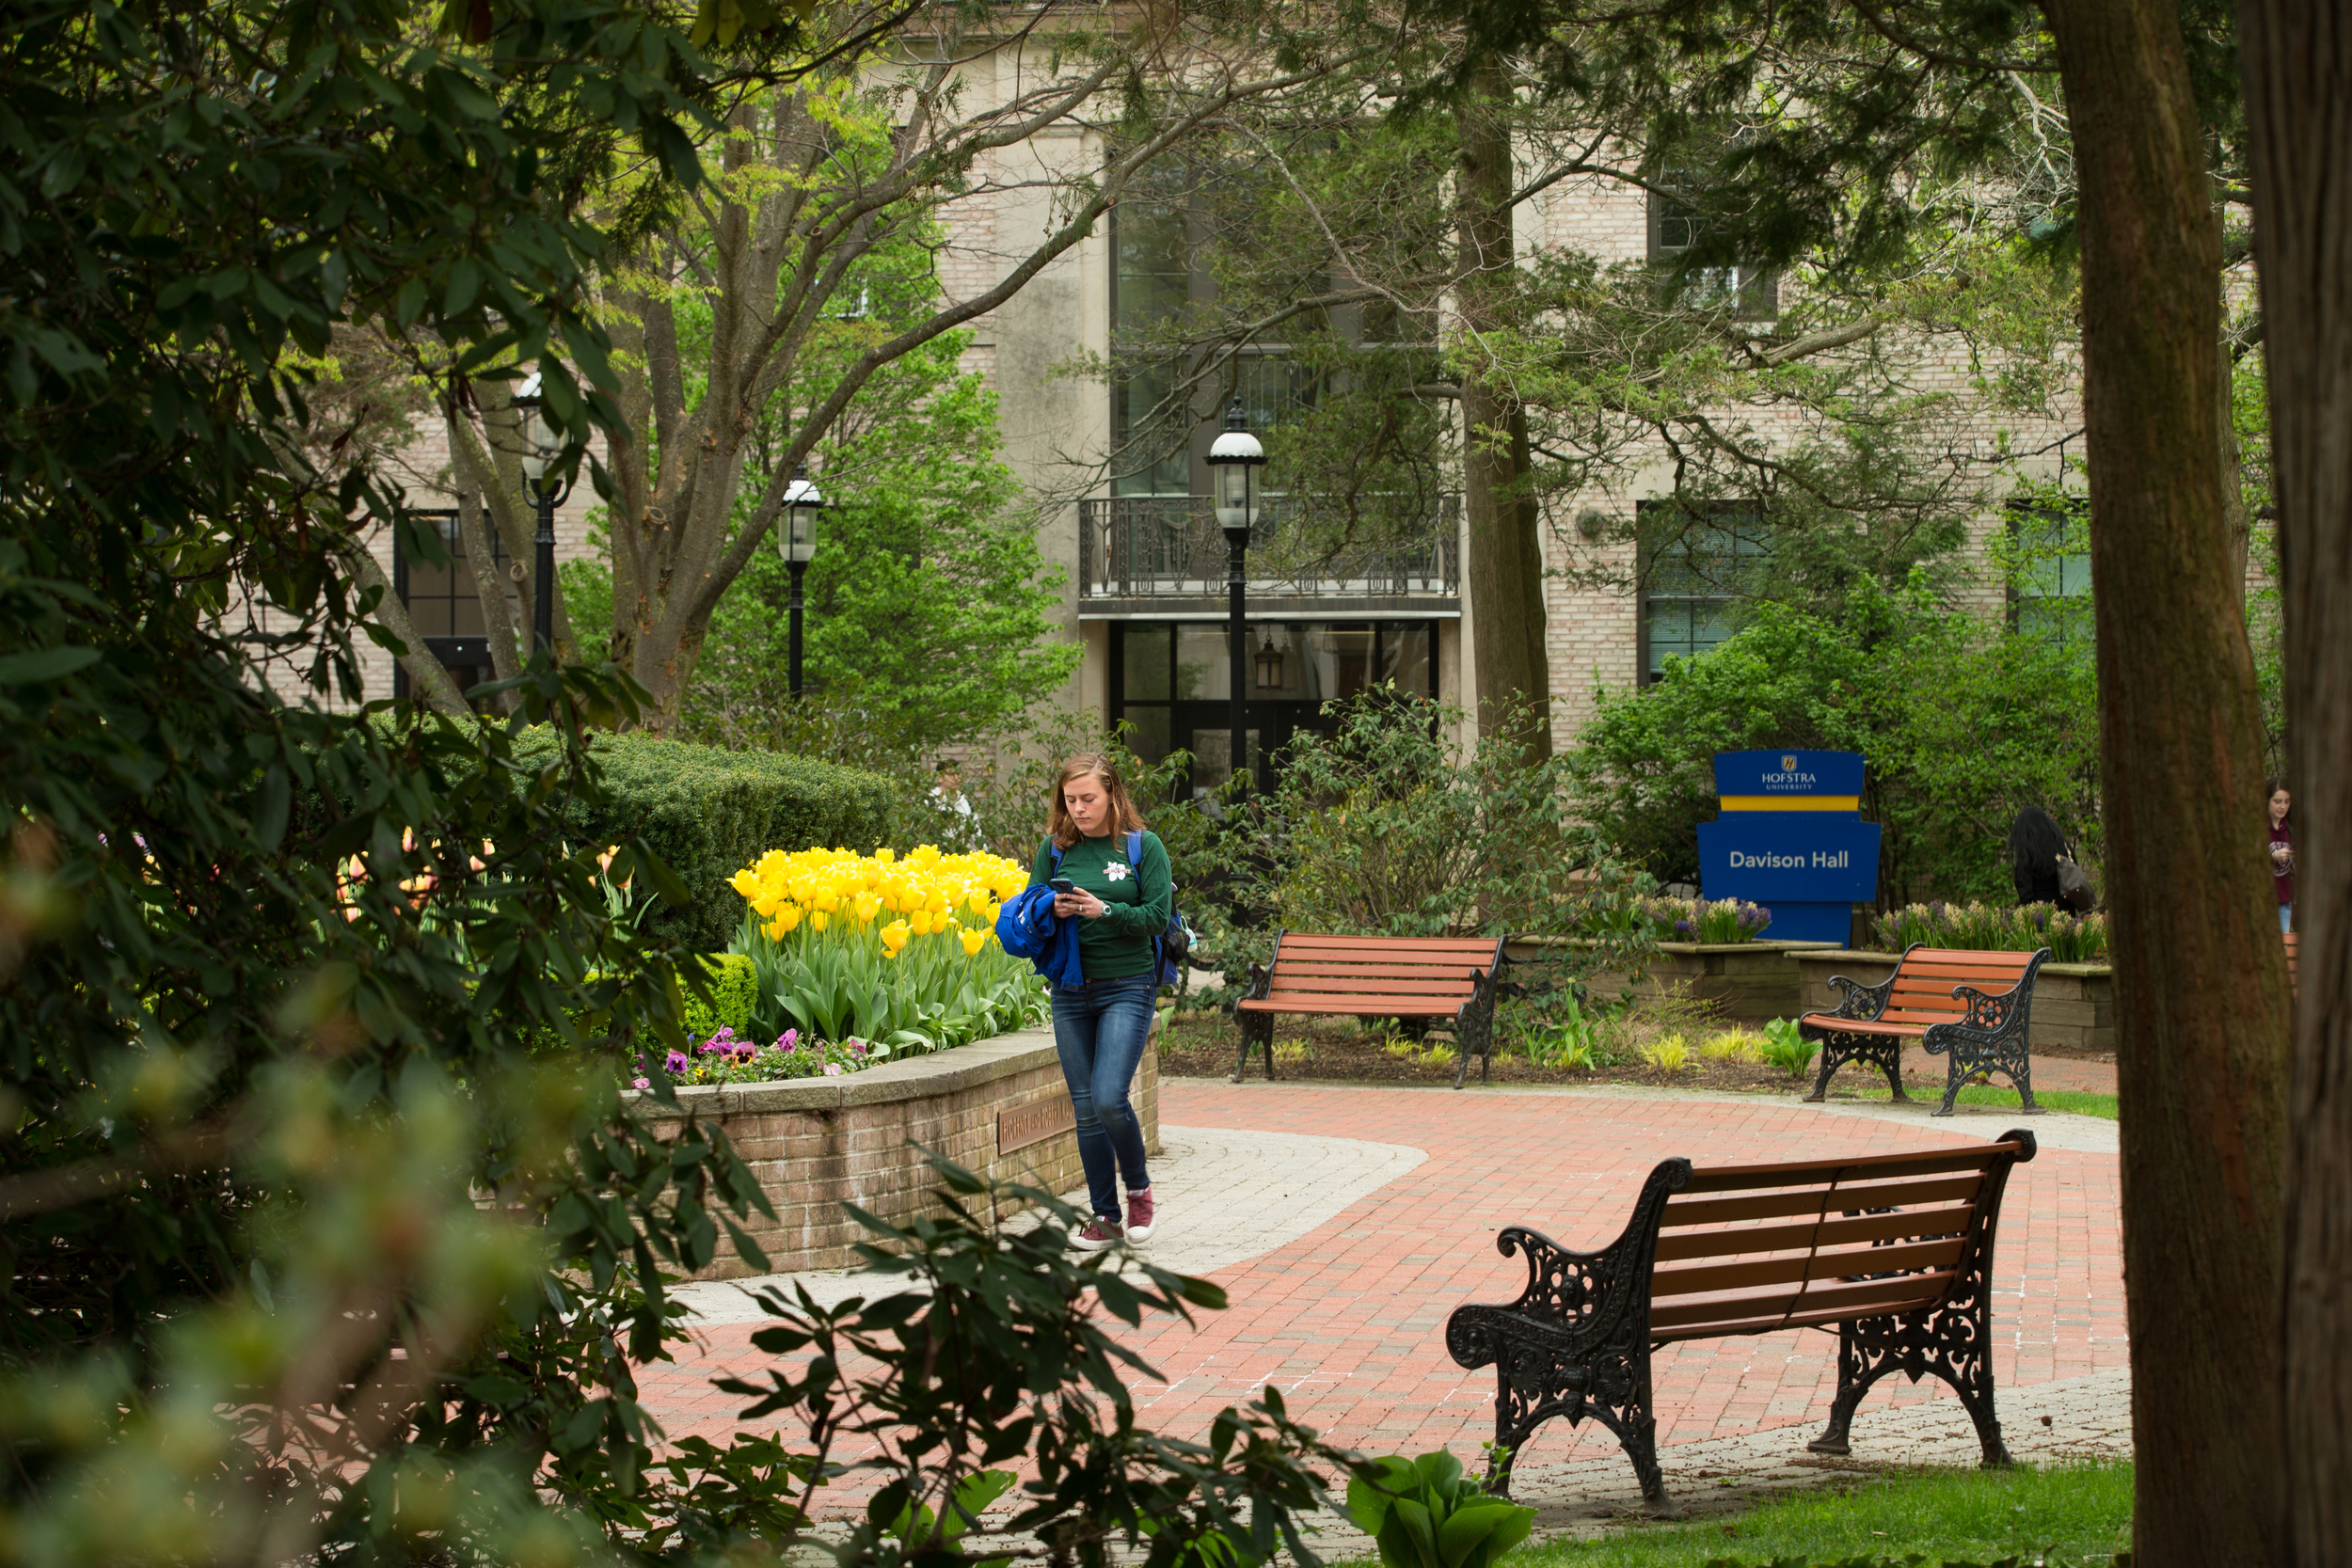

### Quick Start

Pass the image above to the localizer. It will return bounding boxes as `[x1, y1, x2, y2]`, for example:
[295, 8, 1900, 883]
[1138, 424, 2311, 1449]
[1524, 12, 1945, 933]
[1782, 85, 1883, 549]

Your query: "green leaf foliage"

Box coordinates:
[717, 1151, 1387, 1568]
[506, 727, 896, 952]
[1344, 1450, 1535, 1568]
[1565, 577, 2100, 905]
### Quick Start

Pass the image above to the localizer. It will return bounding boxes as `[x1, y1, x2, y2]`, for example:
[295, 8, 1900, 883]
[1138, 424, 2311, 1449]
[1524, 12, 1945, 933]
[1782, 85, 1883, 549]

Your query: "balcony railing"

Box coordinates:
[1076, 496, 1460, 608]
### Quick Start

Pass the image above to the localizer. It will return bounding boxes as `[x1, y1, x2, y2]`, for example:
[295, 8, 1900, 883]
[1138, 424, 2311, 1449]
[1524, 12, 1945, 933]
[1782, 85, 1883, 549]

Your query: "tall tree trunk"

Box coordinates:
[2236, 7, 2352, 1560]
[1455, 57, 1550, 757]
[2046, 3, 2293, 1565]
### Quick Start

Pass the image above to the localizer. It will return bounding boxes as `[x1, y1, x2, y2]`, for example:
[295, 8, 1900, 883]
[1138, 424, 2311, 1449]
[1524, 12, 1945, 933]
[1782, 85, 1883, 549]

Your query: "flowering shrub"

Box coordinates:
[628, 1025, 882, 1089]
[1638, 895, 1774, 943]
[727, 845, 1046, 1053]
[1873, 900, 2108, 963]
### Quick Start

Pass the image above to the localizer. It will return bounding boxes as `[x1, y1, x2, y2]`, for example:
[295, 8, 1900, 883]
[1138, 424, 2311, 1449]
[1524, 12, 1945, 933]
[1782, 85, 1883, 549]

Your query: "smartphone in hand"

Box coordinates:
[1047, 877, 1076, 895]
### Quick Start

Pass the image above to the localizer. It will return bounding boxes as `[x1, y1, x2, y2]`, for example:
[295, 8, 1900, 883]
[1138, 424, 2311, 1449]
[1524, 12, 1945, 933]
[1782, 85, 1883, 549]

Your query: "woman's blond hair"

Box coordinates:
[1047, 752, 1149, 849]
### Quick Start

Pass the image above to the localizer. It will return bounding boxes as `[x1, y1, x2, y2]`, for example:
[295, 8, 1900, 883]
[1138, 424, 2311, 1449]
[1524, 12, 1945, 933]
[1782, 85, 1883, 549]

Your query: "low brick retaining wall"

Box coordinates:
[627, 1025, 1159, 1280]
[1789, 949, 2115, 1056]
[1503, 938, 1839, 1022]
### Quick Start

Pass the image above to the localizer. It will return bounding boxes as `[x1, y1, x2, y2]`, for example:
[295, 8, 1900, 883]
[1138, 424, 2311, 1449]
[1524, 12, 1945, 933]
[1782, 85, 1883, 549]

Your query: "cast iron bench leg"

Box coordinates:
[1937, 1031, 2045, 1117]
[1805, 1031, 1908, 1104]
[1809, 1303, 2011, 1466]
[1231, 1012, 1275, 1084]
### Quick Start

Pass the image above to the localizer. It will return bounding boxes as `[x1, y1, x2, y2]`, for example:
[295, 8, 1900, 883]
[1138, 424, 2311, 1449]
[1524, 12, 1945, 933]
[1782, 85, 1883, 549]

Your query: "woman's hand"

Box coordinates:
[1054, 888, 1107, 919]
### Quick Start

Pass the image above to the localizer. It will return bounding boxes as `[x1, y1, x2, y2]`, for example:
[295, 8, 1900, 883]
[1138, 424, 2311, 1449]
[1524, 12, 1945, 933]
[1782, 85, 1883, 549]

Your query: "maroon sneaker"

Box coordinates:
[1124, 1188, 1156, 1243]
[1072, 1214, 1123, 1251]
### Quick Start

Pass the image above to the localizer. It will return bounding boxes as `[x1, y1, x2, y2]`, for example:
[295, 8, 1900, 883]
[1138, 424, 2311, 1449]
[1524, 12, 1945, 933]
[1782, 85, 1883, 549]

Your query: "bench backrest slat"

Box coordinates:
[1275, 934, 1503, 953]
[1660, 1172, 1985, 1228]
[1270, 976, 1479, 995]
[1677, 1144, 2022, 1194]
[1652, 1200, 1979, 1261]
[1653, 1234, 1965, 1299]
[1649, 1272, 1956, 1334]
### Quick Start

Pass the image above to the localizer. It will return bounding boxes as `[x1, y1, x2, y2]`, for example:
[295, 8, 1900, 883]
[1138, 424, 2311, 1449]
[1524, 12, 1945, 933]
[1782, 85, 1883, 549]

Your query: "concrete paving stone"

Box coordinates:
[639, 1080, 2127, 1540]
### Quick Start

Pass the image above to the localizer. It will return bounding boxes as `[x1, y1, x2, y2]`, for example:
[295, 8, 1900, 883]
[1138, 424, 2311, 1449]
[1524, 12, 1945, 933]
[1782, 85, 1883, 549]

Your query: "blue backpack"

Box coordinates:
[1048, 830, 1193, 987]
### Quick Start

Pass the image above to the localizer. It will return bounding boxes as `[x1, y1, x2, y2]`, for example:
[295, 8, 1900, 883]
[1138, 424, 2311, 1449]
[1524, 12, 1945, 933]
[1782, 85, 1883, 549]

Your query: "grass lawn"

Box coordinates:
[1840, 1084, 2118, 1120]
[1499, 1460, 2133, 1567]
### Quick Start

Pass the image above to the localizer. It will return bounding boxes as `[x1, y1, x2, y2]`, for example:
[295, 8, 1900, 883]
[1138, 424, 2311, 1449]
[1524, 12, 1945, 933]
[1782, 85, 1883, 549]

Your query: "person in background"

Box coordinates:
[2268, 779, 2295, 934]
[2007, 804, 2067, 908]
[929, 757, 977, 848]
[1028, 752, 1171, 1250]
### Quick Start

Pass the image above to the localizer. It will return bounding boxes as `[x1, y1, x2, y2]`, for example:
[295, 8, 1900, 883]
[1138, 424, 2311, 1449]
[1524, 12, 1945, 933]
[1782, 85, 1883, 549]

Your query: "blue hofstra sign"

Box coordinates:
[1697, 816, 1881, 902]
[1711, 749, 1867, 800]
[1699, 750, 1880, 943]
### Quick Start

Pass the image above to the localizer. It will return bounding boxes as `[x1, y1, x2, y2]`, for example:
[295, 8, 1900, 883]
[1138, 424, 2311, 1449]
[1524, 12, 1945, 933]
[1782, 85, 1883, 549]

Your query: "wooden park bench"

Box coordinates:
[1233, 932, 1508, 1089]
[1445, 1132, 2040, 1511]
[1799, 944, 2050, 1117]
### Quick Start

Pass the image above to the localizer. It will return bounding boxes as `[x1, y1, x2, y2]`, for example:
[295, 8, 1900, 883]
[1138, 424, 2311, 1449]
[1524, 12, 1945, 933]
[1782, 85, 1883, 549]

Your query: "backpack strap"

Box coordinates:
[1125, 829, 1143, 867]
[1046, 836, 1062, 870]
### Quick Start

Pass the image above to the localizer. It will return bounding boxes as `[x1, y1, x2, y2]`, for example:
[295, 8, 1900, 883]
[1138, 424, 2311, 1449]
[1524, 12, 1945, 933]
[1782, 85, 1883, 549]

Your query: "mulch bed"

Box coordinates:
[1155, 1011, 1950, 1096]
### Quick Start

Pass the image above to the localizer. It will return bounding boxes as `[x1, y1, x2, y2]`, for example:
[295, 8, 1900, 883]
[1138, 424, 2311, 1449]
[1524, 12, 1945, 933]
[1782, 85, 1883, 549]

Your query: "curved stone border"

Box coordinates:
[627, 1026, 1160, 1280]
[1505, 936, 1840, 1021]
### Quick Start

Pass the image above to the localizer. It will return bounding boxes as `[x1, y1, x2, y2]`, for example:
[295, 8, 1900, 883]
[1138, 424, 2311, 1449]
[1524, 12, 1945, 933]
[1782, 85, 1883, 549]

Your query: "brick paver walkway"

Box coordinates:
[639, 1081, 2123, 1510]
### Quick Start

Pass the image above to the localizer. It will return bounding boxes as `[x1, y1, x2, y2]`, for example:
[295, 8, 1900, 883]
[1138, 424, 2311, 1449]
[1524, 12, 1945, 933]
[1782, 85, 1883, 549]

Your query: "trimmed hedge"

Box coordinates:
[515, 728, 895, 952]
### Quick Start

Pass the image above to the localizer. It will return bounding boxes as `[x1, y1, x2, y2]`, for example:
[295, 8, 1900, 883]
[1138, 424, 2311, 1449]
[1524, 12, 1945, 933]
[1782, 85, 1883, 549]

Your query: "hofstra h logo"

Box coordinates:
[1781, 754, 1798, 772]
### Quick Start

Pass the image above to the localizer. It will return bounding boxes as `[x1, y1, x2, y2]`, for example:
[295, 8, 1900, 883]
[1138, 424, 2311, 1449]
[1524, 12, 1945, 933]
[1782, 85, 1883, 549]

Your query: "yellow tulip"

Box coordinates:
[810, 910, 829, 932]
[771, 905, 803, 934]
[960, 927, 986, 957]
[881, 920, 911, 955]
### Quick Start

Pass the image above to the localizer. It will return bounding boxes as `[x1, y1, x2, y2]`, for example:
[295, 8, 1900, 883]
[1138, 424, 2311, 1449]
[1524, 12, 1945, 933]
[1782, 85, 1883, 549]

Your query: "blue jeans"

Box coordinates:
[1050, 975, 1154, 1221]
[2281, 902, 2294, 934]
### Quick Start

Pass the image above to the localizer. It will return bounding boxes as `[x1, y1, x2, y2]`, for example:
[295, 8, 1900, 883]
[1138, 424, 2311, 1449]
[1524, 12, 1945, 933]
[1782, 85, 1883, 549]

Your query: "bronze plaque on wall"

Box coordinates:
[998, 1092, 1076, 1154]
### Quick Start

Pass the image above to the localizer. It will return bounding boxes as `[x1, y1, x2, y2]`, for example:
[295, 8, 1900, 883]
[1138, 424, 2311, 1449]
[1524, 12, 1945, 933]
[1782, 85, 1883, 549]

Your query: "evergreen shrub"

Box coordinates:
[515, 729, 895, 952]
[682, 952, 760, 1037]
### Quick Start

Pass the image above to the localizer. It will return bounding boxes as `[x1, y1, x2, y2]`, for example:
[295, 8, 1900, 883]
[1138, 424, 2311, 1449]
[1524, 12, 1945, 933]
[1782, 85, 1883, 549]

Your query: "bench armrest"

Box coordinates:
[1445, 1157, 1691, 1369]
[1823, 942, 1921, 1022]
[1923, 948, 2050, 1053]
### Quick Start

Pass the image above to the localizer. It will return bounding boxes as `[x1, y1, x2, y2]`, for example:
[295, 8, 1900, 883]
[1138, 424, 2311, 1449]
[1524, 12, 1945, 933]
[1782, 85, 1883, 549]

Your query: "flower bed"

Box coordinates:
[631, 1025, 882, 1088]
[1871, 900, 2108, 963]
[727, 845, 1046, 1055]
[1636, 895, 1776, 942]
[627, 1024, 1161, 1278]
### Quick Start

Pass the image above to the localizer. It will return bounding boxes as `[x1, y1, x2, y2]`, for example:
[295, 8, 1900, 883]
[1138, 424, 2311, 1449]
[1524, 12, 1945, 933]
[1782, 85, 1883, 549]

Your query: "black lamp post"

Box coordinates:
[1206, 398, 1264, 788]
[780, 465, 824, 698]
[513, 372, 569, 657]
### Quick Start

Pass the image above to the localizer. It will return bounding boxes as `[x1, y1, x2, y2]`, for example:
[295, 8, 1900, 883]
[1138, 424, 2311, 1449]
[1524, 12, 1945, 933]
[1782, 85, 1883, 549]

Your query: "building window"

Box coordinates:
[1111, 181, 1198, 499]
[2009, 499, 2091, 641]
[1110, 619, 1439, 798]
[1636, 501, 1769, 683]
[391, 508, 515, 704]
[1647, 178, 1778, 320]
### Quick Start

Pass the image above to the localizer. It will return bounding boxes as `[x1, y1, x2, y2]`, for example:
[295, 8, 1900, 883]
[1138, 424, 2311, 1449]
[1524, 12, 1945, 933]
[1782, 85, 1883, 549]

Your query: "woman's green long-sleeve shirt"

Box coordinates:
[1026, 830, 1173, 981]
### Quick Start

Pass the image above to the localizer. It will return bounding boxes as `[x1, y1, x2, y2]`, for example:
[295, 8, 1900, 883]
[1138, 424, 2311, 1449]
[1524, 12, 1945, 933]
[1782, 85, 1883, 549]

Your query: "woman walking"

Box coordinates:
[2268, 780, 2295, 933]
[1030, 752, 1171, 1250]
[2007, 804, 2068, 908]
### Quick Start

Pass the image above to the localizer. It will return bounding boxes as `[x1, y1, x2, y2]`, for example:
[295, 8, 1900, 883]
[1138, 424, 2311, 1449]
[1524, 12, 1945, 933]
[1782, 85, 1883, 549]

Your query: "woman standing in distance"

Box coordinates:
[2267, 780, 2295, 933]
[1031, 753, 1170, 1249]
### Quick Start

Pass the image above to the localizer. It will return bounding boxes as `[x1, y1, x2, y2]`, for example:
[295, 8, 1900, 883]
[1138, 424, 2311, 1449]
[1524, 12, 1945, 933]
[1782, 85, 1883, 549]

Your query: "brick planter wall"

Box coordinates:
[1788, 949, 2116, 1056]
[626, 1025, 1159, 1280]
[1503, 938, 1838, 1022]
